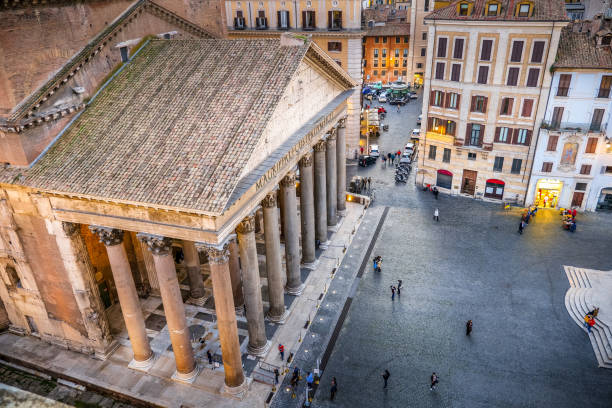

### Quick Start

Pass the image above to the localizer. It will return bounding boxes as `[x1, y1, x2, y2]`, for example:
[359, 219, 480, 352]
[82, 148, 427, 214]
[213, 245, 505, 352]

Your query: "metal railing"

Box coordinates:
[540, 121, 607, 133]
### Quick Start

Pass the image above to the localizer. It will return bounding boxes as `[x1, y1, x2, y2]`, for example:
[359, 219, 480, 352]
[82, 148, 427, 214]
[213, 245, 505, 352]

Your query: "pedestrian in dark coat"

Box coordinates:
[382, 370, 390, 388]
[390, 286, 396, 300]
[430, 372, 439, 390]
[518, 220, 525, 234]
[274, 368, 280, 385]
[330, 377, 338, 400]
[466, 320, 473, 335]
[207, 350, 213, 365]
[397, 280, 402, 296]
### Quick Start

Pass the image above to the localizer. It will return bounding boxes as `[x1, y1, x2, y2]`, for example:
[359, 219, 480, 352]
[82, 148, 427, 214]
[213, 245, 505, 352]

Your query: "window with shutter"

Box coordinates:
[493, 156, 504, 172]
[531, 41, 545, 63]
[453, 38, 464, 59]
[477, 66, 489, 84]
[500, 98, 513, 115]
[507, 67, 519, 86]
[598, 76, 612, 98]
[546, 135, 558, 151]
[515, 129, 528, 145]
[510, 40, 524, 62]
[526, 68, 540, 87]
[451, 64, 461, 81]
[551, 106, 564, 128]
[480, 39, 493, 61]
[590, 109, 605, 131]
[511, 158, 522, 174]
[435, 62, 445, 80]
[521, 99, 534, 117]
[437, 37, 448, 58]
[557, 74, 571, 96]
[585, 137, 598, 153]
[429, 145, 437, 160]
[303, 11, 316, 30]
[580, 164, 592, 175]
[542, 162, 553, 172]
[278, 10, 290, 29]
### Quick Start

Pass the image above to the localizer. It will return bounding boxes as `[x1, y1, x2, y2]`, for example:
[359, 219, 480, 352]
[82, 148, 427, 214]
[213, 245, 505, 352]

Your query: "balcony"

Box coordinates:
[541, 121, 607, 133]
[425, 131, 455, 145]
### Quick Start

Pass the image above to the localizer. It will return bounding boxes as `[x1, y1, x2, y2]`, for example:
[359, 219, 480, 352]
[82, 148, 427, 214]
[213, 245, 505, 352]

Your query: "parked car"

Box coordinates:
[405, 142, 415, 151]
[389, 95, 409, 105]
[358, 155, 377, 167]
[378, 92, 388, 103]
[409, 91, 418, 99]
[370, 144, 380, 157]
[411, 128, 421, 138]
[400, 156, 412, 166]
[417, 114, 422, 125]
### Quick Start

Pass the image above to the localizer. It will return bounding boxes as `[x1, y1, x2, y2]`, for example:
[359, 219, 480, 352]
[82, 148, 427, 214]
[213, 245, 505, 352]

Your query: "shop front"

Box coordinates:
[436, 169, 452, 190]
[535, 179, 563, 208]
[596, 187, 612, 211]
[484, 179, 505, 200]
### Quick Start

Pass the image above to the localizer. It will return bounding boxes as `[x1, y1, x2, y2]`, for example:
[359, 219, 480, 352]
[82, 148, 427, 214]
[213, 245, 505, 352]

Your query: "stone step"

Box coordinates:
[564, 266, 577, 288]
[564, 287, 612, 368]
[574, 266, 588, 288]
[577, 268, 592, 288]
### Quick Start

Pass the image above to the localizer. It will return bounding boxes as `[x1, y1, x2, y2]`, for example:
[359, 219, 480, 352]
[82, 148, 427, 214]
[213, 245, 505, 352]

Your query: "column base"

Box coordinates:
[247, 339, 271, 357]
[93, 339, 120, 361]
[337, 208, 347, 216]
[301, 259, 319, 270]
[171, 364, 200, 384]
[222, 377, 250, 399]
[235, 305, 245, 315]
[266, 308, 290, 324]
[186, 296, 207, 306]
[285, 282, 305, 296]
[128, 352, 156, 372]
[319, 240, 331, 250]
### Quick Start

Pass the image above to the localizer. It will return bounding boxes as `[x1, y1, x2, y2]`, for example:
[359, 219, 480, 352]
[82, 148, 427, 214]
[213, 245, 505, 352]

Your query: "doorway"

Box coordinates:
[571, 191, 584, 208]
[98, 281, 112, 309]
[461, 169, 477, 195]
[535, 179, 563, 208]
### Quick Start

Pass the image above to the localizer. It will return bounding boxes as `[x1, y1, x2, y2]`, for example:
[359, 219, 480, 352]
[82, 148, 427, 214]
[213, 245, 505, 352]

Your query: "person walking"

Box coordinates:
[330, 377, 338, 400]
[278, 343, 285, 361]
[466, 320, 473, 336]
[368, 177, 372, 190]
[433, 186, 439, 200]
[207, 350, 213, 366]
[518, 220, 525, 234]
[390, 285, 396, 300]
[434, 208, 439, 222]
[382, 155, 387, 167]
[274, 368, 280, 386]
[387, 152, 392, 162]
[396, 105, 401, 113]
[306, 372, 314, 389]
[382, 369, 390, 388]
[584, 314, 594, 333]
[397, 280, 402, 296]
[430, 372, 439, 391]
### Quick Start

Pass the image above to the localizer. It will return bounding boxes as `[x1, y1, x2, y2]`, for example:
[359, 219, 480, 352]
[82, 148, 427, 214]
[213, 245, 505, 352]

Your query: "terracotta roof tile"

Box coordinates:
[425, 0, 568, 22]
[20, 39, 310, 214]
[554, 28, 612, 70]
[365, 23, 411, 37]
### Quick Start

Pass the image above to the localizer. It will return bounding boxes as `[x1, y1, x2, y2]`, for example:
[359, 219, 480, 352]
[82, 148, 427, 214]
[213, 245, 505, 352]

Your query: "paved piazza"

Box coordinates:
[311, 94, 612, 407]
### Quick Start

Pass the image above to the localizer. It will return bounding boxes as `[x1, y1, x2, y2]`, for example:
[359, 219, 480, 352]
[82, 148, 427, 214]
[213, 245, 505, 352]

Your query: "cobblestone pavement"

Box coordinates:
[313, 92, 612, 407]
[0, 361, 138, 407]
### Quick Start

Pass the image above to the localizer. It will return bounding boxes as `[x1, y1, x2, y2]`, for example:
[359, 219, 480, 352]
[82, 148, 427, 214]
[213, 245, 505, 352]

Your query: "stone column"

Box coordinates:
[262, 192, 288, 322]
[138, 234, 197, 382]
[227, 237, 244, 312]
[280, 171, 304, 295]
[336, 118, 347, 215]
[89, 226, 154, 370]
[236, 216, 270, 356]
[182, 241, 205, 305]
[198, 242, 246, 397]
[326, 129, 338, 226]
[313, 140, 329, 246]
[59, 222, 116, 360]
[299, 153, 316, 265]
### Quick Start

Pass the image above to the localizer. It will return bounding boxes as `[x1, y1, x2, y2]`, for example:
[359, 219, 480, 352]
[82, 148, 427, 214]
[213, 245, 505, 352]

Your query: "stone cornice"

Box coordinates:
[304, 43, 356, 90]
[2, 0, 216, 129]
[228, 29, 364, 39]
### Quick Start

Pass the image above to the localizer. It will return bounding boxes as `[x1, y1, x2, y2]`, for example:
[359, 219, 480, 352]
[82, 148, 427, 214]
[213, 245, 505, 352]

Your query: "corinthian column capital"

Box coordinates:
[314, 140, 326, 152]
[327, 128, 337, 141]
[338, 117, 347, 128]
[137, 233, 173, 256]
[197, 242, 230, 265]
[236, 215, 256, 234]
[62, 221, 79, 237]
[89, 226, 124, 246]
[261, 191, 277, 208]
[280, 171, 296, 188]
[299, 152, 313, 168]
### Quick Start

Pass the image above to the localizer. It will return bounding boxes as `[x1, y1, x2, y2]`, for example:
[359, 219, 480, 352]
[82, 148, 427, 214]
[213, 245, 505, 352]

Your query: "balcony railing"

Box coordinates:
[541, 121, 607, 133]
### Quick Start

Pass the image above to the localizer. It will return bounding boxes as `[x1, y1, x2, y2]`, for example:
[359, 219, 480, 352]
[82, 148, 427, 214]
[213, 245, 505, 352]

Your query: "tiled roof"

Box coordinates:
[363, 7, 408, 23]
[19, 39, 312, 215]
[365, 23, 411, 37]
[554, 28, 612, 70]
[425, 0, 568, 22]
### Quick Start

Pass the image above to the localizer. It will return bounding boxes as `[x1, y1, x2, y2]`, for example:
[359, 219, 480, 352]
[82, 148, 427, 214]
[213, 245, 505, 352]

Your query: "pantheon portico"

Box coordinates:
[0, 35, 355, 395]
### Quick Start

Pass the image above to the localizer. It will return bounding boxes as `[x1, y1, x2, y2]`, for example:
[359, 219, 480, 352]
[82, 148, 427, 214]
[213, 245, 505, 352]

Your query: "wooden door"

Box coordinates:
[461, 169, 477, 195]
[571, 191, 584, 208]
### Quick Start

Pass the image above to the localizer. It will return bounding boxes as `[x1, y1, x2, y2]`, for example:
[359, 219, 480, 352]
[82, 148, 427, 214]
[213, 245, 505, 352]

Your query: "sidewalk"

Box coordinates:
[0, 201, 370, 408]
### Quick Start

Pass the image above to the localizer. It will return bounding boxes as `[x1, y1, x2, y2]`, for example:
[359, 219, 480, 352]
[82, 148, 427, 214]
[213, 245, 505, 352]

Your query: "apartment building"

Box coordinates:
[224, 0, 363, 155]
[418, 0, 568, 203]
[526, 26, 612, 211]
[363, 25, 411, 83]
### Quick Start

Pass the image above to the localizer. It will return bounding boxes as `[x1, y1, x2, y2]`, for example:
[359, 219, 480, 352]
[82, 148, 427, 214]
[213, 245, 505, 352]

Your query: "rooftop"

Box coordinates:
[554, 27, 612, 70]
[425, 0, 568, 22]
[9, 38, 344, 215]
[365, 23, 411, 37]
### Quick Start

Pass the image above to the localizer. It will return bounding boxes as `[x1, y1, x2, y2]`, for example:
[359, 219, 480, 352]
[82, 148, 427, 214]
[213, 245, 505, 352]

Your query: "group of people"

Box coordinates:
[561, 208, 578, 232]
[380, 149, 404, 167]
[517, 206, 538, 234]
[381, 370, 440, 391]
[373, 255, 383, 272]
[355, 176, 372, 194]
[390, 280, 402, 300]
[584, 308, 599, 333]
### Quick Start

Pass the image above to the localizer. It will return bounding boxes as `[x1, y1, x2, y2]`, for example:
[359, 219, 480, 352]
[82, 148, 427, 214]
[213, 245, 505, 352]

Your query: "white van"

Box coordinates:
[370, 144, 380, 157]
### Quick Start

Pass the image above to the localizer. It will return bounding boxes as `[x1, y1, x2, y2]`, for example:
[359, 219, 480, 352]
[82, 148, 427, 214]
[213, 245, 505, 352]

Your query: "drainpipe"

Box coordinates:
[28, 40, 151, 168]
[523, 22, 555, 206]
